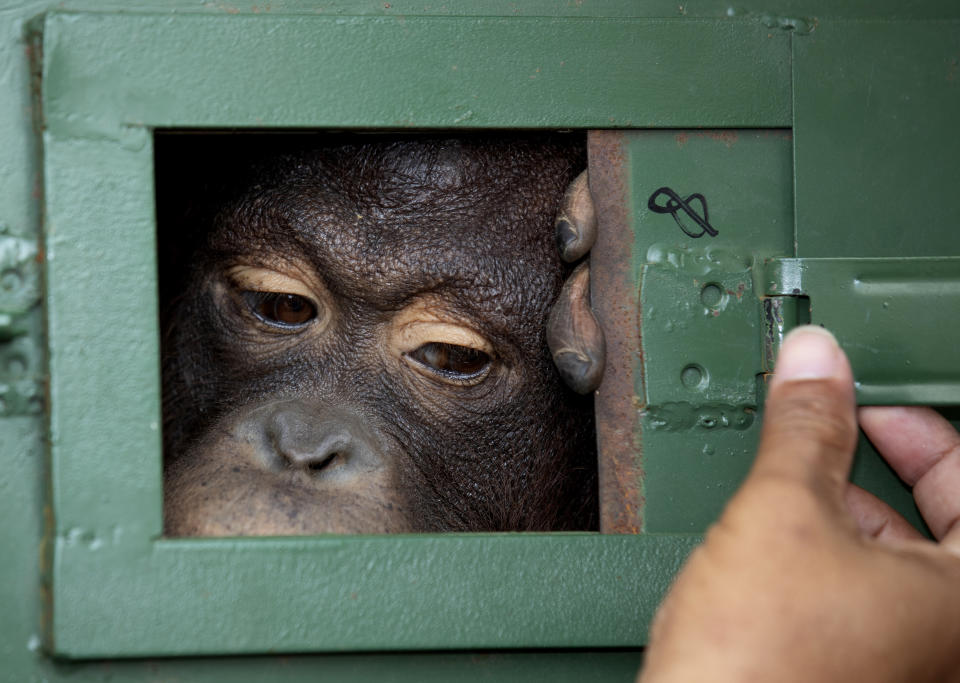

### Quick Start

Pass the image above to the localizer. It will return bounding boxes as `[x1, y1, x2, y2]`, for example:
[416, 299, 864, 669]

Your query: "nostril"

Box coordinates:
[279, 437, 351, 472]
[306, 452, 341, 472]
[261, 403, 383, 478]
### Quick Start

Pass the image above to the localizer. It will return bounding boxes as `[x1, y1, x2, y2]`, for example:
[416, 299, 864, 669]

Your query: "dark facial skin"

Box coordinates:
[161, 134, 597, 535]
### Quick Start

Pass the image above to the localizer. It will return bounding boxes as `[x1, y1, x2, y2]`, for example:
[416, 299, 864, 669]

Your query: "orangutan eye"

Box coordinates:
[407, 342, 492, 382]
[242, 291, 318, 328]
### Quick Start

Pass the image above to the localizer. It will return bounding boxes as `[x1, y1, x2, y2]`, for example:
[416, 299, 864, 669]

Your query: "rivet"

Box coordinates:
[681, 363, 708, 391]
[0, 269, 22, 292]
[6, 355, 27, 377]
[700, 283, 723, 308]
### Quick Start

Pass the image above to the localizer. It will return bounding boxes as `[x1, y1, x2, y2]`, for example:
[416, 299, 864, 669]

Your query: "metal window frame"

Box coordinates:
[40, 11, 793, 657]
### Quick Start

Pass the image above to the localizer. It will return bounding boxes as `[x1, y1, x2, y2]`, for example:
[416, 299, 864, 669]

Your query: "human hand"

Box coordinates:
[639, 326, 960, 683]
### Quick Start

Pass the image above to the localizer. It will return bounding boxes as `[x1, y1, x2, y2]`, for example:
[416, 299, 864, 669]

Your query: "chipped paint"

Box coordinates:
[645, 402, 755, 432]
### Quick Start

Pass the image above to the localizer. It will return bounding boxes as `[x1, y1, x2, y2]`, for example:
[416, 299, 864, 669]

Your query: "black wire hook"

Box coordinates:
[647, 187, 719, 238]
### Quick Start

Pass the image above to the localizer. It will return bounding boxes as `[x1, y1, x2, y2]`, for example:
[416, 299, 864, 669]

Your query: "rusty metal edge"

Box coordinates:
[587, 130, 643, 534]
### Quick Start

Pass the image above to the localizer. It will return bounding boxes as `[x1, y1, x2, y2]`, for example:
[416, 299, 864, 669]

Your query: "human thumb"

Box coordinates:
[750, 326, 858, 504]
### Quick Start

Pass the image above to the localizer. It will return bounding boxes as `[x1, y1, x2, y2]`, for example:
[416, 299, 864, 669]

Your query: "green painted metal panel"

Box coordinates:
[785, 20, 960, 537]
[643, 248, 764, 409]
[41, 13, 792, 134]
[52, 534, 695, 656]
[44, 133, 164, 540]
[617, 129, 937, 534]
[41, 121, 696, 660]
[793, 21, 960, 258]
[625, 130, 794, 533]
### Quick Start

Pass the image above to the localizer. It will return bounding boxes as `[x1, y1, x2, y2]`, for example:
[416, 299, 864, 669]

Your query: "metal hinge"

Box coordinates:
[0, 225, 43, 416]
[640, 248, 959, 418]
[761, 256, 960, 405]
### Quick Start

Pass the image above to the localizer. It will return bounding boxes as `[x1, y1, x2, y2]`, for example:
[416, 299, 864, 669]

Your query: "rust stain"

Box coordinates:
[587, 130, 643, 534]
[703, 130, 738, 147]
[727, 282, 746, 301]
[209, 2, 241, 14]
[675, 132, 689, 148]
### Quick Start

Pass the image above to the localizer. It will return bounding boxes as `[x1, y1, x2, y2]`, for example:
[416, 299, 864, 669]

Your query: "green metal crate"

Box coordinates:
[1, 3, 958, 680]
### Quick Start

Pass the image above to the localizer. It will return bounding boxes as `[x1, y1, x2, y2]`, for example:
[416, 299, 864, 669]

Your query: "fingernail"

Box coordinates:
[555, 218, 577, 255]
[775, 326, 843, 381]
